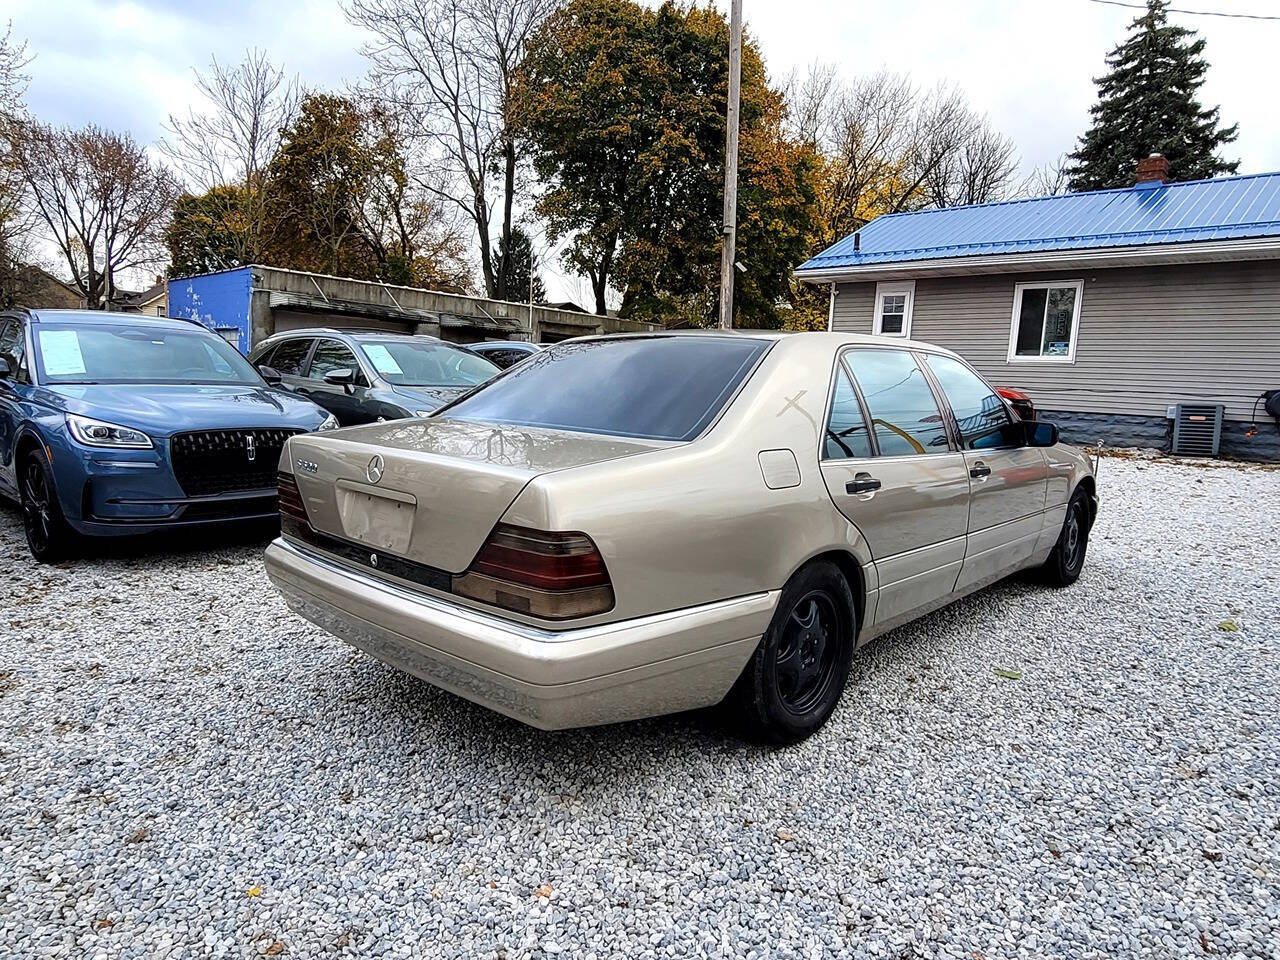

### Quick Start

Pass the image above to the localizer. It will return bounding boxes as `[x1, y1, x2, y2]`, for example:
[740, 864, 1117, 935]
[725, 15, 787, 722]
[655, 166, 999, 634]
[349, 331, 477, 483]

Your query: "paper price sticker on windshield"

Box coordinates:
[363, 344, 403, 375]
[39, 330, 88, 376]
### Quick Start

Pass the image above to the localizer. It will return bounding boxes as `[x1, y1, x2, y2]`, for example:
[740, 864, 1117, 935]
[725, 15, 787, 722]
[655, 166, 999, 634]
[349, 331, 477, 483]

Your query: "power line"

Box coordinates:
[1087, 0, 1280, 20]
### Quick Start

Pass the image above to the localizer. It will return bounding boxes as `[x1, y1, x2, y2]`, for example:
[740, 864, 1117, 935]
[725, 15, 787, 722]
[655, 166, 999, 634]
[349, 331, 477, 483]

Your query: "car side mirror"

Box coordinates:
[258, 364, 283, 385]
[323, 367, 356, 393]
[1025, 420, 1059, 447]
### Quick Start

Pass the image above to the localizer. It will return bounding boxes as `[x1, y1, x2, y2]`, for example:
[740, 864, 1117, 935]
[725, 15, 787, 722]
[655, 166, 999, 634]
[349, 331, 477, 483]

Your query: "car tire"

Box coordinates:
[732, 561, 856, 745]
[20, 446, 78, 564]
[1036, 487, 1091, 588]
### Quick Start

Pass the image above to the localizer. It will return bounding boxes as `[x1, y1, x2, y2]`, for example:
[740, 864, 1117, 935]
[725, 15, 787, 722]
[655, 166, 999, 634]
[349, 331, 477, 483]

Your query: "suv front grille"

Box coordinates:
[170, 429, 302, 497]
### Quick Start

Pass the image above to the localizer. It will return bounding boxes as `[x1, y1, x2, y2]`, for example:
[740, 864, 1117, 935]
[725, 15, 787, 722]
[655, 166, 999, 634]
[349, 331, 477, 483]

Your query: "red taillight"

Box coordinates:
[278, 471, 308, 523]
[453, 524, 614, 620]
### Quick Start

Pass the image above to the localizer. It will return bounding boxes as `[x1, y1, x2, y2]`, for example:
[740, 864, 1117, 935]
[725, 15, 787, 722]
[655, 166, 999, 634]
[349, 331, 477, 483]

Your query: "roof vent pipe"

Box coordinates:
[853, 231, 860, 252]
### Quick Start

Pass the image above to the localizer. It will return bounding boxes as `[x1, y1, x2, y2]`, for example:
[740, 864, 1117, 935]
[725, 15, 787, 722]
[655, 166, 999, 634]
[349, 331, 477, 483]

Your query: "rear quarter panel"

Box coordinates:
[500, 337, 877, 626]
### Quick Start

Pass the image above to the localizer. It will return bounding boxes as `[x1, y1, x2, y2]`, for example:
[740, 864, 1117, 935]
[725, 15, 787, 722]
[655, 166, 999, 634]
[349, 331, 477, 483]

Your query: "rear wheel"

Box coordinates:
[733, 561, 856, 745]
[1037, 487, 1091, 587]
[20, 447, 77, 563]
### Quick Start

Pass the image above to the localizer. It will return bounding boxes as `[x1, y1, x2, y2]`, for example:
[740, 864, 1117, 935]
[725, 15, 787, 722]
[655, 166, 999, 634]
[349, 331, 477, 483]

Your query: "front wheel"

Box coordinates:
[20, 448, 78, 563]
[1037, 487, 1091, 587]
[732, 561, 856, 745]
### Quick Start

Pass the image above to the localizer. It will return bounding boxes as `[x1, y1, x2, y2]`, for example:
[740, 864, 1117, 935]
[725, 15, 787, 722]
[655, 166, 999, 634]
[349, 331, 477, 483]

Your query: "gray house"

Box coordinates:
[795, 157, 1280, 461]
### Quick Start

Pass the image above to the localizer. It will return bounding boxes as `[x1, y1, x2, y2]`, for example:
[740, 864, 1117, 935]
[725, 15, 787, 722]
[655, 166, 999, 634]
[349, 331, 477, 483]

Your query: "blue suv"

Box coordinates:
[0, 309, 338, 562]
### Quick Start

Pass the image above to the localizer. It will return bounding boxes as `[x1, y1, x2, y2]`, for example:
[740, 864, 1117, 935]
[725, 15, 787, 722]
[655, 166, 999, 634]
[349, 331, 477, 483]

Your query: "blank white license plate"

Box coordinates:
[336, 485, 416, 554]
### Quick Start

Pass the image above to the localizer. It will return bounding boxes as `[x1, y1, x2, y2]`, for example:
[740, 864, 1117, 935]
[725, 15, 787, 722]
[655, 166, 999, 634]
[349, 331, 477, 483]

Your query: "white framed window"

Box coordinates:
[1008, 280, 1083, 362]
[872, 281, 914, 337]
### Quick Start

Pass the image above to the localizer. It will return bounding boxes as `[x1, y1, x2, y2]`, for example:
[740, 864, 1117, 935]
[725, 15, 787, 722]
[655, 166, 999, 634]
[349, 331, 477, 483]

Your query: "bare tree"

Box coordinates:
[6, 122, 180, 307]
[160, 50, 299, 267]
[0, 22, 37, 307]
[344, 0, 557, 300]
[788, 69, 1019, 248]
[1021, 154, 1073, 198]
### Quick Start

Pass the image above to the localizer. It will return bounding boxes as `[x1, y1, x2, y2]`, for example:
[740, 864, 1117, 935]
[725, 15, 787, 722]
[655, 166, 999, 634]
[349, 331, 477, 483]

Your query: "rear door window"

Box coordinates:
[267, 339, 312, 377]
[444, 336, 770, 441]
[845, 349, 951, 456]
[823, 364, 873, 459]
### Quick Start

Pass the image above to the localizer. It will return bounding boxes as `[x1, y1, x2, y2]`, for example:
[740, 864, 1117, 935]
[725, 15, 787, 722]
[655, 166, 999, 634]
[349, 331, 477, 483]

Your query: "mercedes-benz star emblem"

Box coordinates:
[366, 454, 384, 484]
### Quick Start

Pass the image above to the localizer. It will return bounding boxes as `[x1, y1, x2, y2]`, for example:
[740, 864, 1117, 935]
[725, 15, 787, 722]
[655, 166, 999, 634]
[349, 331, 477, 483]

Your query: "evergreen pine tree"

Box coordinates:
[493, 226, 546, 304]
[1067, 0, 1238, 191]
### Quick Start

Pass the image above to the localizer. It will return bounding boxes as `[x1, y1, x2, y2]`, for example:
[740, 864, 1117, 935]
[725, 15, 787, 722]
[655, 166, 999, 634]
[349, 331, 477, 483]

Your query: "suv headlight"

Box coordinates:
[317, 413, 340, 431]
[66, 414, 153, 449]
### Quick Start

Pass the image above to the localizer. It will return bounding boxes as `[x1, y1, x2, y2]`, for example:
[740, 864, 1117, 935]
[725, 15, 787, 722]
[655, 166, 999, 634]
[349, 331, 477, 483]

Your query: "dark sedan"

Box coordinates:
[249, 330, 500, 426]
[0, 309, 336, 562]
[468, 339, 542, 369]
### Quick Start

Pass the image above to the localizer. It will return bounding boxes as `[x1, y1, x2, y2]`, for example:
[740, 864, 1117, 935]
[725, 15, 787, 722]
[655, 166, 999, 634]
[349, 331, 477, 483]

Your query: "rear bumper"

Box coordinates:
[264, 537, 775, 730]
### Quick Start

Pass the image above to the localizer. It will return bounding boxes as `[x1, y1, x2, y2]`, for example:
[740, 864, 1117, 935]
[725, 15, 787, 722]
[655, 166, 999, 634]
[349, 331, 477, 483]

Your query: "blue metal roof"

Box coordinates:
[797, 171, 1280, 273]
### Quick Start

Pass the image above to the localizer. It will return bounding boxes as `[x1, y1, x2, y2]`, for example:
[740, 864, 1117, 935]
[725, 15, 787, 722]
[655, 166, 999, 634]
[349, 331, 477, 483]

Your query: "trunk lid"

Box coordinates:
[286, 417, 668, 572]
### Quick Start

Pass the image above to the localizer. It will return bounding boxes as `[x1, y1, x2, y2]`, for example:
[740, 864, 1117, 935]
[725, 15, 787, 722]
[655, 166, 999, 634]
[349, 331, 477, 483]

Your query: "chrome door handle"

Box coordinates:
[846, 473, 881, 494]
[970, 462, 991, 478]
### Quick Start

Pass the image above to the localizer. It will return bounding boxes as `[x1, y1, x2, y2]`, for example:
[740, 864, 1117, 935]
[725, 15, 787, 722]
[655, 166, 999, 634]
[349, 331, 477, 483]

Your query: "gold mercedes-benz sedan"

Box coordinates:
[265, 332, 1097, 743]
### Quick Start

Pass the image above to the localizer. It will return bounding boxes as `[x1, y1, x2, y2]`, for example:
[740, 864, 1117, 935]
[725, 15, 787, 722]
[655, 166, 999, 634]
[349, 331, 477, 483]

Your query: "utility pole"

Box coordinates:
[717, 0, 743, 331]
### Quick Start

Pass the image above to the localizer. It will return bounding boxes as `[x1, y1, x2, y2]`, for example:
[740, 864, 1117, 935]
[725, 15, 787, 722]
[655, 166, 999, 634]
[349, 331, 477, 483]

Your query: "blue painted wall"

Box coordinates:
[166, 267, 254, 354]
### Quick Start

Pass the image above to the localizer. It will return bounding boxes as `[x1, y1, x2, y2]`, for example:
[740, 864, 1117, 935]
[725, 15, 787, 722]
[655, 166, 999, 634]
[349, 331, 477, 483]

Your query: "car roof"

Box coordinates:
[24, 309, 208, 333]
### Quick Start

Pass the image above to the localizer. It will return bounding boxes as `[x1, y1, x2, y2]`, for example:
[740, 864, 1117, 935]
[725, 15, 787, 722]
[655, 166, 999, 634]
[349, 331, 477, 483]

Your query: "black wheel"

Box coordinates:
[20, 447, 77, 563]
[1037, 487, 1091, 587]
[732, 561, 856, 745]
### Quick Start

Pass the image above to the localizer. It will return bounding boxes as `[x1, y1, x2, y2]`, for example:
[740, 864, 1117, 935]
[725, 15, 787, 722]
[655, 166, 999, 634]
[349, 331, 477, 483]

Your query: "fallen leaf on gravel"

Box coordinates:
[994, 667, 1022, 680]
[126, 828, 149, 844]
[247, 885, 262, 897]
[1218, 619, 1239, 632]
[1200, 932, 1214, 953]
[488, 880, 497, 889]
[1046, 842, 1061, 859]
[1175, 764, 1207, 780]
[1202, 850, 1223, 862]
[534, 883, 554, 898]
[264, 941, 285, 956]
[96, 918, 113, 930]
[775, 828, 795, 842]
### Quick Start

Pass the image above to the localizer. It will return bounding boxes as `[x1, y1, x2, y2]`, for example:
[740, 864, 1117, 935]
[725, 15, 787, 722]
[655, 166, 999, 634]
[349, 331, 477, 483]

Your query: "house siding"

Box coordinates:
[832, 260, 1280, 426]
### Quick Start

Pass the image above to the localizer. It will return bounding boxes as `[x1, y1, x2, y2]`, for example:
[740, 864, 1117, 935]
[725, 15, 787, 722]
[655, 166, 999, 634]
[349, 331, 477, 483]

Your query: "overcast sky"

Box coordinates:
[7, 0, 1279, 303]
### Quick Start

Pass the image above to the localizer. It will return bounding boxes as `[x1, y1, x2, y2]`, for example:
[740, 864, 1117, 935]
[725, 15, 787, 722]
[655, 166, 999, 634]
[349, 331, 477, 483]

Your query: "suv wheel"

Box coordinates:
[21, 447, 77, 563]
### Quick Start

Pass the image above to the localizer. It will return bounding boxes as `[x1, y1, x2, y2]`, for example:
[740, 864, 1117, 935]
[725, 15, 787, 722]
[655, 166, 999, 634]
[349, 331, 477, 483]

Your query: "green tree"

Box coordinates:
[164, 185, 254, 277]
[1067, 0, 1237, 191]
[513, 0, 815, 326]
[264, 93, 473, 291]
[493, 225, 545, 303]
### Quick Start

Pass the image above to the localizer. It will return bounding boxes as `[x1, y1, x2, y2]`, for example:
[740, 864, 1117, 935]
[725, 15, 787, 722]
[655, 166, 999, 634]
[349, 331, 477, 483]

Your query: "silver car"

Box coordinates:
[265, 333, 1097, 743]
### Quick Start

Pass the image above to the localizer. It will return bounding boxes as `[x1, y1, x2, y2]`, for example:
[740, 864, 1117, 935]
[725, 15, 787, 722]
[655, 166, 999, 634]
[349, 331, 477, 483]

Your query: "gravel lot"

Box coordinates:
[1, 454, 1278, 960]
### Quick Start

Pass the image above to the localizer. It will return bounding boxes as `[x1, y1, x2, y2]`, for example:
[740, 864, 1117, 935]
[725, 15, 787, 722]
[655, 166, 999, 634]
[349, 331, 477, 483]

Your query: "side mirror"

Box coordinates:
[258, 364, 283, 385]
[323, 367, 357, 393]
[1025, 420, 1059, 447]
[0, 358, 11, 380]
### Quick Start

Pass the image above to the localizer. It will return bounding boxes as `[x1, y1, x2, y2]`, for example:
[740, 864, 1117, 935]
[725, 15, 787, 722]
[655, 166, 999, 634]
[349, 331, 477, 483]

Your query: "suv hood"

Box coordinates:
[38, 383, 328, 437]
[387, 384, 473, 413]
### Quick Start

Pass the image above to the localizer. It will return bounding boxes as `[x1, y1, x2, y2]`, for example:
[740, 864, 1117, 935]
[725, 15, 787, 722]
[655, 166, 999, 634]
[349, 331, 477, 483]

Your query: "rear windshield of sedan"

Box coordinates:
[443, 336, 770, 441]
[33, 322, 261, 385]
[357, 339, 497, 387]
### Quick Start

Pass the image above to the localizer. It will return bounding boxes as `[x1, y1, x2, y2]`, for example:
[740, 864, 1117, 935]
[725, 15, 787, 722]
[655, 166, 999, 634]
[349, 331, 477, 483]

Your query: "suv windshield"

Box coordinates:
[443, 336, 770, 441]
[358, 339, 497, 387]
[33, 322, 262, 385]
